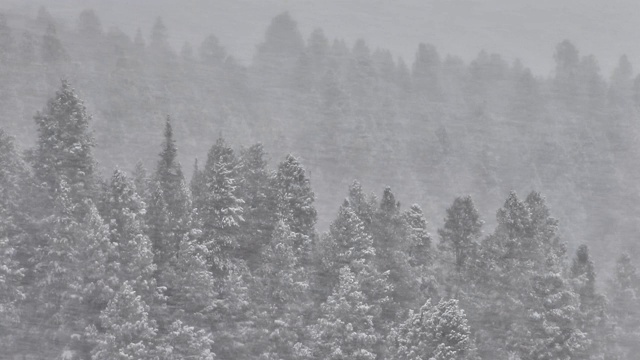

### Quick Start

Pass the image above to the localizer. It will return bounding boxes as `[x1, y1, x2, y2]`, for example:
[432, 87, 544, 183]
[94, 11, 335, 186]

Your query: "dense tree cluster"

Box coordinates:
[1, 8, 640, 275]
[0, 79, 638, 360]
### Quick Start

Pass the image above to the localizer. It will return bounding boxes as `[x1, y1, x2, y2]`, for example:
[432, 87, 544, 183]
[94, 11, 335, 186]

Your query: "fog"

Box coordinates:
[0, 1, 639, 359]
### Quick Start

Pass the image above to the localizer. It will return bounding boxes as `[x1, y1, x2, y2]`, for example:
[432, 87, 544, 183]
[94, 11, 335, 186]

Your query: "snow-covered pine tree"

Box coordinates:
[388, 299, 476, 360]
[608, 254, 640, 359]
[198, 138, 244, 270]
[254, 221, 312, 360]
[318, 201, 393, 342]
[346, 180, 377, 230]
[522, 256, 587, 360]
[237, 143, 277, 267]
[438, 195, 483, 273]
[32, 182, 116, 358]
[105, 170, 157, 302]
[570, 244, 611, 359]
[155, 117, 190, 224]
[404, 204, 431, 266]
[89, 281, 158, 360]
[274, 154, 317, 239]
[146, 180, 172, 274]
[31, 80, 96, 209]
[370, 187, 417, 321]
[0, 130, 27, 355]
[312, 266, 381, 360]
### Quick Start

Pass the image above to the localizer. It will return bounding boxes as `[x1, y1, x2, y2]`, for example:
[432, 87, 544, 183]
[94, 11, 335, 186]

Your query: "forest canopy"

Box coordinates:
[0, 6, 639, 360]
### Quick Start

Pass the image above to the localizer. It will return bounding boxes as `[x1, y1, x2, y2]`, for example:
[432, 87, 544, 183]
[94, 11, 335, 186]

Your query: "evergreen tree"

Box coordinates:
[404, 204, 431, 266]
[254, 221, 312, 360]
[312, 266, 381, 360]
[198, 138, 244, 268]
[274, 154, 317, 239]
[412, 43, 442, 100]
[31, 80, 96, 207]
[89, 282, 159, 360]
[237, 143, 277, 266]
[609, 254, 640, 359]
[0, 131, 26, 355]
[346, 180, 377, 229]
[41, 22, 67, 63]
[256, 12, 304, 59]
[388, 299, 476, 360]
[438, 195, 483, 273]
[522, 257, 587, 360]
[199, 34, 226, 65]
[156, 117, 189, 220]
[0, 14, 13, 64]
[158, 320, 215, 360]
[105, 170, 157, 301]
[553, 40, 580, 108]
[32, 183, 116, 358]
[570, 244, 611, 359]
[150, 118, 191, 273]
[77, 9, 103, 37]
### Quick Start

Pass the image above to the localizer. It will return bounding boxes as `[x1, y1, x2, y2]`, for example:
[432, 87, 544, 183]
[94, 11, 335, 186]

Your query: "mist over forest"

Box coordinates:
[1, 2, 640, 360]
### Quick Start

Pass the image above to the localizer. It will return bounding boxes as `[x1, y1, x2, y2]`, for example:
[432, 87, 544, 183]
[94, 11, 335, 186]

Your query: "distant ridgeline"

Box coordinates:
[0, 7, 640, 357]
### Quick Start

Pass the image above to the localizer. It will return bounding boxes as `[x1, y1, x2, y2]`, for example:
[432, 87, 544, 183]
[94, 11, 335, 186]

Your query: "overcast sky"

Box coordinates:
[6, 0, 640, 76]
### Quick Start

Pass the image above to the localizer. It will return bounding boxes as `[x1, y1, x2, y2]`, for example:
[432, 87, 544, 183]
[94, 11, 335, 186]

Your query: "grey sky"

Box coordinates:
[6, 0, 639, 76]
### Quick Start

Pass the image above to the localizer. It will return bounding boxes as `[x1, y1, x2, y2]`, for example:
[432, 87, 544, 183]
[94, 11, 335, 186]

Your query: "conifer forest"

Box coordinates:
[1, 2, 640, 359]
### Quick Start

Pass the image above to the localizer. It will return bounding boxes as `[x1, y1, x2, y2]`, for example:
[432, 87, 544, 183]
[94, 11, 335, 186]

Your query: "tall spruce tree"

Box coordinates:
[609, 254, 640, 359]
[105, 170, 157, 302]
[274, 154, 317, 240]
[570, 244, 611, 359]
[254, 221, 312, 360]
[438, 195, 483, 273]
[198, 138, 244, 269]
[31, 81, 96, 208]
[237, 143, 277, 266]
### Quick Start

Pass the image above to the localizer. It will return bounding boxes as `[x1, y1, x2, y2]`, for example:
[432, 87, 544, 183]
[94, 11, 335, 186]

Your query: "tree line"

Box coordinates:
[1, 79, 639, 359]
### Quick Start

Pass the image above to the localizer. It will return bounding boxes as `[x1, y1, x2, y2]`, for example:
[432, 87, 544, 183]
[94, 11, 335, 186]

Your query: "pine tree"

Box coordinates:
[570, 244, 611, 359]
[404, 204, 431, 265]
[32, 183, 116, 358]
[41, 23, 67, 63]
[0, 131, 26, 355]
[158, 320, 215, 360]
[105, 170, 157, 301]
[199, 34, 226, 65]
[150, 118, 191, 276]
[274, 154, 317, 239]
[209, 261, 259, 360]
[89, 282, 159, 360]
[158, 225, 217, 360]
[31, 80, 96, 208]
[155, 117, 189, 221]
[522, 257, 587, 360]
[388, 299, 475, 360]
[254, 221, 312, 360]
[237, 143, 277, 266]
[609, 254, 640, 359]
[146, 181, 172, 273]
[0, 14, 14, 64]
[412, 43, 442, 100]
[312, 266, 381, 360]
[438, 195, 483, 273]
[318, 201, 392, 337]
[347, 180, 377, 229]
[198, 138, 244, 269]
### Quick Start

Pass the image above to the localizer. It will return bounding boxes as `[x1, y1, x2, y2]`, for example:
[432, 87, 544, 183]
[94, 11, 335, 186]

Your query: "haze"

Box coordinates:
[6, 0, 640, 75]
